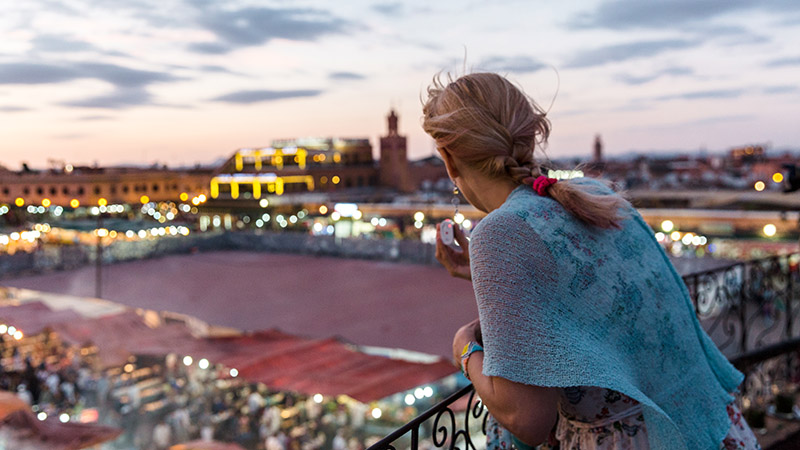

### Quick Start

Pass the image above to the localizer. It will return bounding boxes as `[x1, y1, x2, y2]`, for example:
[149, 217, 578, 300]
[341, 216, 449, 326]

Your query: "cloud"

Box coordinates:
[0, 106, 31, 112]
[689, 114, 753, 125]
[31, 34, 97, 53]
[609, 103, 652, 113]
[189, 42, 232, 55]
[569, 0, 800, 30]
[189, 6, 349, 54]
[329, 72, 366, 80]
[762, 85, 798, 94]
[765, 56, 800, 67]
[0, 61, 180, 88]
[51, 133, 88, 140]
[211, 89, 323, 104]
[779, 15, 800, 26]
[615, 66, 693, 85]
[656, 88, 745, 101]
[61, 89, 153, 109]
[200, 65, 240, 74]
[77, 114, 115, 121]
[684, 24, 772, 46]
[372, 2, 403, 16]
[76, 62, 180, 88]
[564, 40, 696, 68]
[0, 61, 182, 109]
[477, 56, 547, 73]
[0, 63, 81, 84]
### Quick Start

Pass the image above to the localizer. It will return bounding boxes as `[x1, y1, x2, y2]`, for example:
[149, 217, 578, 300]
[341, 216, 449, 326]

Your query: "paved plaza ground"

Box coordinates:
[2, 251, 479, 359]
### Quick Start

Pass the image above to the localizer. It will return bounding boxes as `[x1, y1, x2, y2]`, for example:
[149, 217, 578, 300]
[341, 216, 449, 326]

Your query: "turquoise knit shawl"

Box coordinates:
[470, 179, 743, 450]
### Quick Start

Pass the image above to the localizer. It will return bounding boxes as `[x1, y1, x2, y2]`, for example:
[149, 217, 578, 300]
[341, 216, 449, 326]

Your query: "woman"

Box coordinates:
[424, 72, 759, 450]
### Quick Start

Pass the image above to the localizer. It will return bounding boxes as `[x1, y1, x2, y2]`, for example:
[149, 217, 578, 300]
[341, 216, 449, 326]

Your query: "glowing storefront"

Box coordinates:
[210, 138, 377, 200]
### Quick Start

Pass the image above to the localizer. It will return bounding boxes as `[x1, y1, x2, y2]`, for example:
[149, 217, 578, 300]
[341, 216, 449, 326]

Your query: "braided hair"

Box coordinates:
[423, 72, 628, 229]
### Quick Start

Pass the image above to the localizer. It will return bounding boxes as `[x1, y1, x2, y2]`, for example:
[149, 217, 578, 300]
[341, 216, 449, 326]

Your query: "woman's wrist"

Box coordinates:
[459, 341, 483, 380]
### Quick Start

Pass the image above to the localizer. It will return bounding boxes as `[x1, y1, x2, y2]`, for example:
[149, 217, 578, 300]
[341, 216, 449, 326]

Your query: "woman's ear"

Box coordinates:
[438, 147, 460, 180]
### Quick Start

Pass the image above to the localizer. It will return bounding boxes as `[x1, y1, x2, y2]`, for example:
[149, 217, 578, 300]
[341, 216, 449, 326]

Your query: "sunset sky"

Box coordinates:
[1, 0, 799, 169]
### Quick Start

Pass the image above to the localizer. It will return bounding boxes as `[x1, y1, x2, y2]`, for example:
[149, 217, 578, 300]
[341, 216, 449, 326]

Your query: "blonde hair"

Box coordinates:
[422, 72, 628, 229]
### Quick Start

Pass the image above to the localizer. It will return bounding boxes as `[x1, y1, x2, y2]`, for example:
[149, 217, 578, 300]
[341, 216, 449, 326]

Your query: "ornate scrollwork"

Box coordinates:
[367, 385, 488, 450]
[738, 351, 800, 410]
[744, 257, 792, 350]
[430, 388, 489, 450]
[692, 265, 745, 355]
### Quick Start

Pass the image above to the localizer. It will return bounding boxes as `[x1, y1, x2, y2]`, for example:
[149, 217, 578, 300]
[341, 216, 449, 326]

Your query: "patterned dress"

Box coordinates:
[486, 387, 761, 450]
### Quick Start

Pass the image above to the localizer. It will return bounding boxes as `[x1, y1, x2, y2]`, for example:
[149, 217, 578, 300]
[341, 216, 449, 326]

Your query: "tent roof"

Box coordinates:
[170, 440, 246, 450]
[2, 287, 127, 318]
[0, 408, 121, 450]
[131, 329, 457, 402]
[0, 299, 457, 402]
[0, 301, 83, 335]
[52, 311, 196, 367]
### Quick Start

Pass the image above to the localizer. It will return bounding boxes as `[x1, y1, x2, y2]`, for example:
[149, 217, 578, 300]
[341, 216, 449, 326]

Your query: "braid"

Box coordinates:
[505, 140, 541, 184]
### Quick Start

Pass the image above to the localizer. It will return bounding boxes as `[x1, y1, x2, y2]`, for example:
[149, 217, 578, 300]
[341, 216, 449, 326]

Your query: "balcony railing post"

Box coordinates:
[785, 257, 795, 383]
[787, 257, 794, 340]
[740, 263, 748, 354]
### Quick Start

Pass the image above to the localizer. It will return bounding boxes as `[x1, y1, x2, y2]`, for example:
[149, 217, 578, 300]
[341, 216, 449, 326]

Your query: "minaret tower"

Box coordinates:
[379, 110, 413, 192]
[593, 134, 603, 163]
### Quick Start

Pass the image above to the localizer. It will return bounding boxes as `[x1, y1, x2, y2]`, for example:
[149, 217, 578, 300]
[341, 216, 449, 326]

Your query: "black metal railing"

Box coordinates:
[368, 253, 800, 450]
[369, 384, 488, 450]
[684, 253, 800, 358]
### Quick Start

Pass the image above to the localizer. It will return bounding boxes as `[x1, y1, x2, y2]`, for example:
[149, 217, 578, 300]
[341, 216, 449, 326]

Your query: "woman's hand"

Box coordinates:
[452, 318, 481, 366]
[436, 222, 472, 281]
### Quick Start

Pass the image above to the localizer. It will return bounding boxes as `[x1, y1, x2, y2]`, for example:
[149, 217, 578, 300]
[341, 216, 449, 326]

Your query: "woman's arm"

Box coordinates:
[453, 322, 559, 447]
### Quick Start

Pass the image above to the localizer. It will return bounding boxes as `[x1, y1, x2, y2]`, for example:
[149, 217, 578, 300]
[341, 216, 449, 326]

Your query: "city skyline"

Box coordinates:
[1, 0, 799, 169]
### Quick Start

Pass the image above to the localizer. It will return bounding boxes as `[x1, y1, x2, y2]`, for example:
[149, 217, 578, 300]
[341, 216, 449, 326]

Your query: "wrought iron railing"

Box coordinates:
[368, 384, 487, 450]
[368, 253, 800, 450]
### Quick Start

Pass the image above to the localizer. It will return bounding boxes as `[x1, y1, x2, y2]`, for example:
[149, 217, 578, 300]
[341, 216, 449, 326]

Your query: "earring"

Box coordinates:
[452, 185, 460, 218]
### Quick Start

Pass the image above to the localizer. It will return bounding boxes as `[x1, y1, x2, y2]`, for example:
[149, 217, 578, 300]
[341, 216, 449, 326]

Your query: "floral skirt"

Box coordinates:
[486, 403, 760, 450]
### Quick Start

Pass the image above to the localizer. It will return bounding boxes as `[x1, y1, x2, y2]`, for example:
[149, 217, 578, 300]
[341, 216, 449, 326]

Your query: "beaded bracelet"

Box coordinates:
[459, 341, 483, 380]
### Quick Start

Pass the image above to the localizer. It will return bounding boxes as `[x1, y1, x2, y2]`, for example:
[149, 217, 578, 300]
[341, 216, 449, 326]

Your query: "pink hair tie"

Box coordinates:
[531, 176, 558, 196]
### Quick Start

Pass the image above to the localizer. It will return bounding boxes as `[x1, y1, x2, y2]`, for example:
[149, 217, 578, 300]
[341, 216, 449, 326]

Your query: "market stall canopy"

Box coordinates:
[135, 330, 458, 403]
[0, 408, 121, 450]
[51, 311, 196, 367]
[1, 287, 127, 318]
[0, 290, 458, 403]
[170, 440, 246, 450]
[0, 301, 82, 335]
[0, 392, 28, 420]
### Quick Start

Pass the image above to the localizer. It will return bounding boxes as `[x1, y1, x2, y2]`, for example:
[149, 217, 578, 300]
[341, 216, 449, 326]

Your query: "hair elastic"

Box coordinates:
[525, 175, 558, 196]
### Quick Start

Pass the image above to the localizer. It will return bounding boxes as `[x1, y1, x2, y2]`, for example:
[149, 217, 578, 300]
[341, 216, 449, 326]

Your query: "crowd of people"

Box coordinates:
[0, 331, 425, 450]
[0, 332, 93, 418]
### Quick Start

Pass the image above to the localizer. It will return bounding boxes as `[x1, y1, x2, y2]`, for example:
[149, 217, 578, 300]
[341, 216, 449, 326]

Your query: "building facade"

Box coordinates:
[209, 110, 448, 201]
[0, 166, 212, 207]
[209, 137, 379, 201]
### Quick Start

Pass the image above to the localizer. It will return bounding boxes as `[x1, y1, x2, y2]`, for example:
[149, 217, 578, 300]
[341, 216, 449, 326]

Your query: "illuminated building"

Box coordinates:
[0, 165, 212, 206]
[729, 145, 765, 165]
[210, 137, 377, 200]
[210, 110, 448, 201]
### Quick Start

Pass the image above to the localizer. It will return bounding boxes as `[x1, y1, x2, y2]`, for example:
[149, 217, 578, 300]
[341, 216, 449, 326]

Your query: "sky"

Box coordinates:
[1, 0, 799, 169]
